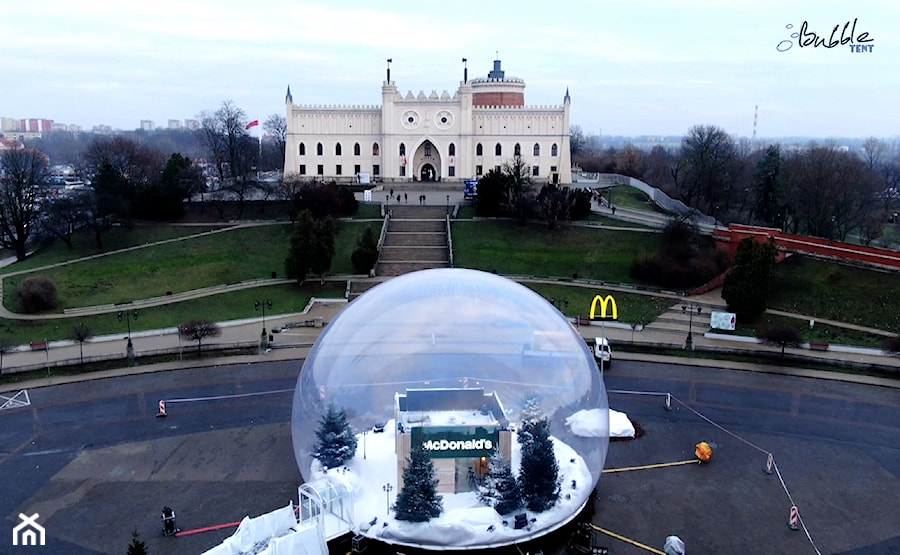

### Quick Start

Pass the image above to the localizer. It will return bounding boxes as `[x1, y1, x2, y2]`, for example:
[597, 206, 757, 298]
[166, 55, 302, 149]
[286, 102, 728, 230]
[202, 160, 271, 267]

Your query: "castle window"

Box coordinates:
[354, 164, 361, 175]
[476, 143, 483, 156]
[495, 143, 502, 156]
[532, 166, 540, 176]
[316, 143, 323, 156]
[514, 143, 521, 156]
[449, 143, 456, 156]
[551, 143, 558, 157]
[299, 164, 306, 175]
[317, 164, 324, 175]
[476, 165, 483, 176]
[373, 143, 380, 156]
[533, 143, 540, 156]
[448, 166, 456, 177]
[373, 164, 380, 176]
[425, 143, 432, 157]
[336, 164, 342, 175]
[354, 143, 361, 156]
[400, 166, 406, 177]
[299, 143, 306, 156]
[399, 143, 406, 156]
[335, 143, 342, 156]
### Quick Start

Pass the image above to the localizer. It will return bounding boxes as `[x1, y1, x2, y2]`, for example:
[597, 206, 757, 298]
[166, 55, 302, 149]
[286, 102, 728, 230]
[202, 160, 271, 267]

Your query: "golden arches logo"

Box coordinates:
[589, 295, 618, 320]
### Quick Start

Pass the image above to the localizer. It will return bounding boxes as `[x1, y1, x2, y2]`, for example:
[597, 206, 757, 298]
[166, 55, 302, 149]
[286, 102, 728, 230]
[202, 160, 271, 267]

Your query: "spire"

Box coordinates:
[564, 87, 570, 104]
[285, 85, 292, 104]
[488, 57, 505, 79]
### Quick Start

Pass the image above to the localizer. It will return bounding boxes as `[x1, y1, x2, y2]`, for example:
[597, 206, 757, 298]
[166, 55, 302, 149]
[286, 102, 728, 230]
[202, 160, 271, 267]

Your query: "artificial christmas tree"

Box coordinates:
[312, 402, 358, 469]
[517, 417, 560, 512]
[478, 449, 523, 515]
[394, 444, 444, 522]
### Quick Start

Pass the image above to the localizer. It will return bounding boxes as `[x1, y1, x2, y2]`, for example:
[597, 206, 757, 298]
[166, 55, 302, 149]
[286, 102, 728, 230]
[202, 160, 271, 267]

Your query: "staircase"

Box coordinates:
[347, 204, 452, 300]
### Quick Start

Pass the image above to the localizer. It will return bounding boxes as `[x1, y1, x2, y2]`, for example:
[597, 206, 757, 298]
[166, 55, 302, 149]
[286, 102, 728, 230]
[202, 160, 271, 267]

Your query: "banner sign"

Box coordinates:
[709, 311, 736, 331]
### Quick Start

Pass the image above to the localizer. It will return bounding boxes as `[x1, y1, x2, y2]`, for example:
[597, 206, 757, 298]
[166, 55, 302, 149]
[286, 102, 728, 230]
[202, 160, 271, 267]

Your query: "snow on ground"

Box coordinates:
[314, 407, 632, 549]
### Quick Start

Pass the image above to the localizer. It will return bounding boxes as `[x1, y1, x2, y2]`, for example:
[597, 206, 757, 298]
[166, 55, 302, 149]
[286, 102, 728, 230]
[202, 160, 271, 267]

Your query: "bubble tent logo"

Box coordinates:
[777, 24, 800, 52]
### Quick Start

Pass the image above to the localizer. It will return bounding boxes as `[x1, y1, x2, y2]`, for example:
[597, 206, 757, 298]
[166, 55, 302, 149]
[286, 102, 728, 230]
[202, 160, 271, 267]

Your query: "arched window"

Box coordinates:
[551, 143, 558, 157]
[514, 143, 521, 156]
[495, 143, 502, 156]
[316, 143, 323, 156]
[299, 143, 306, 156]
[335, 143, 342, 156]
[449, 143, 456, 156]
[373, 143, 380, 156]
[533, 143, 540, 156]
[354, 143, 361, 156]
[399, 143, 406, 156]
[476, 143, 483, 156]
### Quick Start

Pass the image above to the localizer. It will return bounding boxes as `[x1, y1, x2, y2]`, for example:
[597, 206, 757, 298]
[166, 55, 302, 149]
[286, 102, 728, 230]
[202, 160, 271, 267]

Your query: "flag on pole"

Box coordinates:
[246, 120, 259, 130]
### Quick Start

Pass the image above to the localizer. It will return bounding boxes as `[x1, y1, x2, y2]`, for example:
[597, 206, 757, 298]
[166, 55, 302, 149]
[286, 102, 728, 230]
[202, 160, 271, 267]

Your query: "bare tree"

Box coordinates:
[70, 322, 93, 366]
[758, 324, 804, 357]
[0, 147, 50, 260]
[569, 125, 586, 159]
[179, 320, 222, 355]
[41, 194, 83, 248]
[783, 144, 876, 240]
[677, 125, 739, 223]
[860, 137, 887, 173]
[502, 155, 535, 224]
[264, 113, 287, 170]
[197, 101, 258, 218]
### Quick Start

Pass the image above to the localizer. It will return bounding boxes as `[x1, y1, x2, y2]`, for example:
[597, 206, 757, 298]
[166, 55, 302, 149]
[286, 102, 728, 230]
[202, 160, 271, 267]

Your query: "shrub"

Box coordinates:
[15, 277, 59, 313]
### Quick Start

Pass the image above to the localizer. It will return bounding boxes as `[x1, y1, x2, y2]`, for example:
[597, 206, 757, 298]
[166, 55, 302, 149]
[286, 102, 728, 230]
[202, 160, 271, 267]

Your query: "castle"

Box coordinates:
[283, 59, 573, 185]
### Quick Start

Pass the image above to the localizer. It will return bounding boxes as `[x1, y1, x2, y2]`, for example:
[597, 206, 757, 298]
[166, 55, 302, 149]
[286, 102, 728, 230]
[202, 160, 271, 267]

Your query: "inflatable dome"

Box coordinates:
[291, 268, 609, 547]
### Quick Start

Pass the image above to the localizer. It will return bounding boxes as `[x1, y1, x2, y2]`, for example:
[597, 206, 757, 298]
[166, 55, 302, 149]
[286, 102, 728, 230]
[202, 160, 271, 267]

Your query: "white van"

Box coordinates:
[593, 337, 612, 369]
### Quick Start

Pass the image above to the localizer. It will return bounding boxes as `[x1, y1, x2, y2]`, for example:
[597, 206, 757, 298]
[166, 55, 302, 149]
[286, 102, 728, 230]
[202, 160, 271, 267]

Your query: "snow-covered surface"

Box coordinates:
[202, 502, 323, 555]
[567, 408, 635, 439]
[316, 416, 599, 549]
[206, 408, 633, 553]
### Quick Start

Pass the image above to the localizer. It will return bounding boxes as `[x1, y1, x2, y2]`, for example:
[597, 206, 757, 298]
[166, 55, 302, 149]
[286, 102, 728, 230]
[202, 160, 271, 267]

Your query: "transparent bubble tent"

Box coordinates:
[291, 268, 610, 547]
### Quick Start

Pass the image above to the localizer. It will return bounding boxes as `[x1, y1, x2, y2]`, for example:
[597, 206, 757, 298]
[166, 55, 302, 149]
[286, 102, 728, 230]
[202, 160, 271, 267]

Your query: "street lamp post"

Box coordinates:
[383, 483, 393, 513]
[681, 303, 703, 351]
[446, 194, 450, 214]
[117, 310, 138, 360]
[255, 300, 272, 351]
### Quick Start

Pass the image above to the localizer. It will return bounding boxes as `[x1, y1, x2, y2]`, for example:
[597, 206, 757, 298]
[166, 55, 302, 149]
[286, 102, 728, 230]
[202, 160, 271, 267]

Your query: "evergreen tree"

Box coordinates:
[721, 237, 778, 323]
[127, 528, 148, 555]
[350, 226, 379, 274]
[517, 418, 560, 512]
[394, 444, 443, 522]
[285, 210, 337, 284]
[478, 449, 523, 515]
[312, 402, 357, 469]
[520, 393, 543, 424]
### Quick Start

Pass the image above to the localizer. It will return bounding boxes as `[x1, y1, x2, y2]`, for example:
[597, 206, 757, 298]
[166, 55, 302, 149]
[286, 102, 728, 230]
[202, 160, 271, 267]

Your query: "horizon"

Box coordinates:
[2, 1, 897, 139]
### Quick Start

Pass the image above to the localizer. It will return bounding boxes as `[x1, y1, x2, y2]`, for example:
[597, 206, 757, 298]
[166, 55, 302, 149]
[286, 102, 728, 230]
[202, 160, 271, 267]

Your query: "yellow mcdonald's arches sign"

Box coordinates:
[589, 295, 618, 321]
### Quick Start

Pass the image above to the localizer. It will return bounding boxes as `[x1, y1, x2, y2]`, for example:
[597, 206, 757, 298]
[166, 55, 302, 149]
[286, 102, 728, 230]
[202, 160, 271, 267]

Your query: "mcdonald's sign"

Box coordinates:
[589, 295, 618, 321]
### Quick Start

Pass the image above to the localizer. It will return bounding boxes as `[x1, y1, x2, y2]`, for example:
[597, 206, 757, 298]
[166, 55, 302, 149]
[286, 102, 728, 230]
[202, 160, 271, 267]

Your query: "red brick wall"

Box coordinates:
[472, 92, 524, 107]
[714, 224, 900, 270]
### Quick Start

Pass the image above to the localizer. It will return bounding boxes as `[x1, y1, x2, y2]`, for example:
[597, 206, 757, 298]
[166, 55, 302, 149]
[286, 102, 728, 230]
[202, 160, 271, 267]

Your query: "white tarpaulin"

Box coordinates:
[202, 502, 324, 555]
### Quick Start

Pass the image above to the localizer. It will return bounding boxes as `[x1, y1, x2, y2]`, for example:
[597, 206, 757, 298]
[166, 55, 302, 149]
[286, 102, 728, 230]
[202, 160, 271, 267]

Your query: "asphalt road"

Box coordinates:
[1, 359, 899, 555]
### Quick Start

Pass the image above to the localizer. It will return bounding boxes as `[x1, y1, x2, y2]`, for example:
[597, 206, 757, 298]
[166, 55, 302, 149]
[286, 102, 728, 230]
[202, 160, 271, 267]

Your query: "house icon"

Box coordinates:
[13, 513, 45, 546]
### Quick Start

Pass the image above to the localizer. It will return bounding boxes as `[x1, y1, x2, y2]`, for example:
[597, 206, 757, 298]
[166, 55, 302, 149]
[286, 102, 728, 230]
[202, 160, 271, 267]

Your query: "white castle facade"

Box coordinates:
[283, 59, 573, 185]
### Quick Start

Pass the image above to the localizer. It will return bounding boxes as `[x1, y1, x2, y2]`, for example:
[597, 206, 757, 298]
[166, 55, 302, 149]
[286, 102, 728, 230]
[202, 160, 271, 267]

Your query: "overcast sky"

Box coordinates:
[2, 0, 897, 139]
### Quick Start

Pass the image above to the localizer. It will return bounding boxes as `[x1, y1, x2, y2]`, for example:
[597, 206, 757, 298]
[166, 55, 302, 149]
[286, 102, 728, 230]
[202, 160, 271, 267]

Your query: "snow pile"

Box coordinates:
[202, 502, 322, 555]
[566, 408, 634, 438]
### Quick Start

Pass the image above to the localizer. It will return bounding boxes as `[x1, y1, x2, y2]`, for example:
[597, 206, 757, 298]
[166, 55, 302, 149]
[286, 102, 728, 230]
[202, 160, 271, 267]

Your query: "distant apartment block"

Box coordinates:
[184, 119, 200, 130]
[140, 120, 154, 131]
[167, 119, 183, 130]
[92, 124, 113, 134]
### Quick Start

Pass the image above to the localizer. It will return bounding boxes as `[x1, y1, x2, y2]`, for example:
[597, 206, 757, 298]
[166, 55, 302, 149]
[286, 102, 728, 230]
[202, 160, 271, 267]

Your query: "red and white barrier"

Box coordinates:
[788, 505, 799, 530]
[157, 400, 167, 418]
[764, 453, 774, 475]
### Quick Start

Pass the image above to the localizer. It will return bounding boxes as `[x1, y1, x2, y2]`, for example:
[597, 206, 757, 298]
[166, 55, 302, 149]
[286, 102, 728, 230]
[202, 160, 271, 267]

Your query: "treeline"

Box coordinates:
[571, 125, 900, 244]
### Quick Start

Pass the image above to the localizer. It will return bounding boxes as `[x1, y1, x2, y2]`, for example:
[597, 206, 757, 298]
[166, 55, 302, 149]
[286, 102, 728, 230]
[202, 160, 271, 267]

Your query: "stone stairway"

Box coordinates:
[346, 205, 452, 300]
[641, 299, 728, 340]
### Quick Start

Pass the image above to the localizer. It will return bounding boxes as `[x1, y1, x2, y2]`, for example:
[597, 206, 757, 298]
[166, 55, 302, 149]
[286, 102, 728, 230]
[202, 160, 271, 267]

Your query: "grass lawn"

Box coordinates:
[768, 255, 900, 334]
[451, 220, 660, 283]
[521, 281, 675, 325]
[0, 281, 345, 346]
